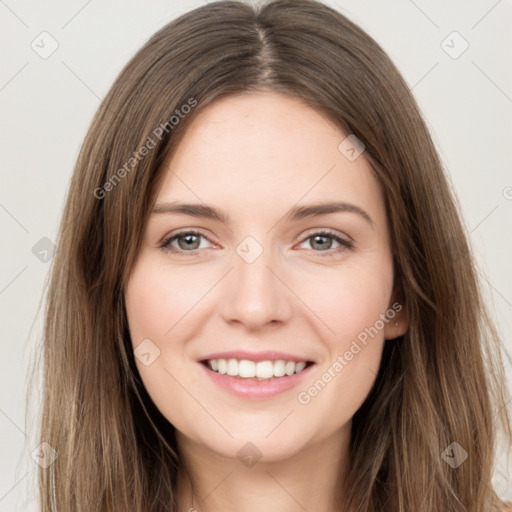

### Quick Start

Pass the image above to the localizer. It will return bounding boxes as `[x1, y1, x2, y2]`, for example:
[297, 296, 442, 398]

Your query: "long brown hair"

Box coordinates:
[33, 0, 511, 510]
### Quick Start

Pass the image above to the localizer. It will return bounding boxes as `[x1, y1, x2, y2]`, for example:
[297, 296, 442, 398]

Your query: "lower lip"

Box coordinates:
[199, 362, 315, 399]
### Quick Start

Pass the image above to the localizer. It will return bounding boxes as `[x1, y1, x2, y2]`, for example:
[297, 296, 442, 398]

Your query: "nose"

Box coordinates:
[218, 240, 293, 331]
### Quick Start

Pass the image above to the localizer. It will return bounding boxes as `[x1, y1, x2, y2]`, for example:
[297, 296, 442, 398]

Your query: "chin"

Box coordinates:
[177, 420, 309, 461]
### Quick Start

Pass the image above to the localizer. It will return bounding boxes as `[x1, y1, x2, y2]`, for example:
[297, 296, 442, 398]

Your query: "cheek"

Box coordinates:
[125, 255, 210, 344]
[124, 256, 209, 429]
[292, 258, 393, 417]
[294, 257, 394, 345]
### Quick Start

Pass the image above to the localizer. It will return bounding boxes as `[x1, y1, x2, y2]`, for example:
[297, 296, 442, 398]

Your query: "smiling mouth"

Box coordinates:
[201, 358, 315, 381]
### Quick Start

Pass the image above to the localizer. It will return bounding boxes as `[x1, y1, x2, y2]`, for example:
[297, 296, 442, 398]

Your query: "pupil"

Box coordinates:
[180, 234, 199, 250]
[312, 235, 331, 250]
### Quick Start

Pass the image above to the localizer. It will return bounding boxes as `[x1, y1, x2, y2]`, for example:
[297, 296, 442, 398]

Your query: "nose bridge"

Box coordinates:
[235, 233, 279, 303]
[219, 233, 291, 328]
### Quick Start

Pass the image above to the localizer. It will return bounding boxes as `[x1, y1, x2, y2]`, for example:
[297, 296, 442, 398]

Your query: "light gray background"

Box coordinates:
[1, 0, 511, 509]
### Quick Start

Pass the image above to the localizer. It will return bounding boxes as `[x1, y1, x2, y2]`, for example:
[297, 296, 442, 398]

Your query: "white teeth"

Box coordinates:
[256, 361, 274, 379]
[273, 360, 286, 377]
[217, 359, 227, 374]
[295, 361, 307, 373]
[205, 358, 310, 379]
[238, 359, 256, 378]
[227, 358, 238, 376]
[285, 361, 295, 376]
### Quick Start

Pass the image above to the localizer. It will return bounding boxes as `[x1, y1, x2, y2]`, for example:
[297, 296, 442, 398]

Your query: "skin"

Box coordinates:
[124, 91, 408, 512]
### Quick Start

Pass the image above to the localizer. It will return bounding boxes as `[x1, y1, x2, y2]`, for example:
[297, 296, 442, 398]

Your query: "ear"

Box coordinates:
[383, 295, 409, 341]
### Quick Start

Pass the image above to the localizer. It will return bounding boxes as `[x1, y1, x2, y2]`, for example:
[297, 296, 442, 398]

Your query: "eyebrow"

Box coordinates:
[151, 201, 374, 227]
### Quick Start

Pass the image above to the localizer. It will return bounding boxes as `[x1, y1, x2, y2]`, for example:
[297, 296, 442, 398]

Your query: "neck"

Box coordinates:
[174, 423, 352, 512]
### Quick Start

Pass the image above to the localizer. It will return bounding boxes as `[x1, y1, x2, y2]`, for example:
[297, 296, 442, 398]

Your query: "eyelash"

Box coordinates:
[159, 229, 354, 257]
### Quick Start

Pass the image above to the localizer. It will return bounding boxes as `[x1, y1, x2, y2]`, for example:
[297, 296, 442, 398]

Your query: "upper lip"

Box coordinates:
[199, 350, 315, 363]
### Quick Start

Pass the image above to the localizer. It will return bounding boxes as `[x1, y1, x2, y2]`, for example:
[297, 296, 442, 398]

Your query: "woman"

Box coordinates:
[36, 0, 511, 510]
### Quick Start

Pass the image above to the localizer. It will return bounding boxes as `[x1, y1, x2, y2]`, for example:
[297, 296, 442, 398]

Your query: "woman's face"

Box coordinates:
[125, 91, 404, 462]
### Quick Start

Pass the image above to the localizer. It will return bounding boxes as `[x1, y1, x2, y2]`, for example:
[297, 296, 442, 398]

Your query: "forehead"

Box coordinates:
[165, 91, 345, 175]
[156, 91, 383, 225]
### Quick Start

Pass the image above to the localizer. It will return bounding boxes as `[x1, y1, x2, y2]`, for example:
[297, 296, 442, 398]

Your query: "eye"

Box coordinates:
[160, 230, 214, 255]
[296, 229, 353, 256]
[160, 228, 353, 257]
